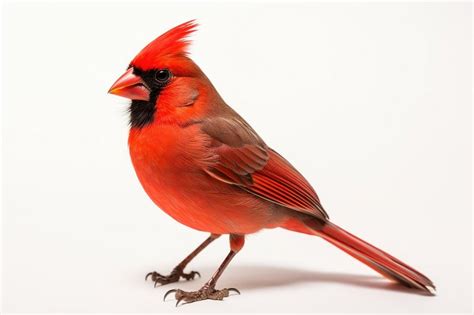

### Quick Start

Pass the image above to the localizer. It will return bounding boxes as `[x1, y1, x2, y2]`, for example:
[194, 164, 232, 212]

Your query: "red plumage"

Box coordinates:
[109, 21, 435, 304]
[131, 20, 197, 69]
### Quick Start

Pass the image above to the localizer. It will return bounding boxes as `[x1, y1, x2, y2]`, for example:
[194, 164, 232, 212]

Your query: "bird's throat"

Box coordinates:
[129, 98, 157, 129]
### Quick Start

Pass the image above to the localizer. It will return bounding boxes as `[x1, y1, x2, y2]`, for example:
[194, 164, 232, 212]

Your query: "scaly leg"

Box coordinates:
[146, 234, 220, 287]
[164, 234, 244, 306]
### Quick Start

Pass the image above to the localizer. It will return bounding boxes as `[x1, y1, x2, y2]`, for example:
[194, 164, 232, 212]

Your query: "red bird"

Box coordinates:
[108, 21, 435, 305]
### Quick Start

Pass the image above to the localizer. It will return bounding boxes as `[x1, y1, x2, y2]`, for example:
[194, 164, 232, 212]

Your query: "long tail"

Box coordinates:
[283, 218, 436, 294]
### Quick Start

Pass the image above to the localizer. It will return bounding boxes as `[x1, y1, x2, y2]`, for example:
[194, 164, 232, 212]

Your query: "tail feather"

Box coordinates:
[283, 218, 435, 295]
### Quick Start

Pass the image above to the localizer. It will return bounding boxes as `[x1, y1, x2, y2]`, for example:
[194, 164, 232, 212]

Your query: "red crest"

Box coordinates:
[131, 20, 197, 69]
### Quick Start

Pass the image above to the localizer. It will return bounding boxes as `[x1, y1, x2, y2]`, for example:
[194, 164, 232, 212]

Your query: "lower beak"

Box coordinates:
[108, 68, 150, 101]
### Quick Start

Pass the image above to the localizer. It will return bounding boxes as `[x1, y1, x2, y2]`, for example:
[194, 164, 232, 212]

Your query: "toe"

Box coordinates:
[163, 287, 240, 305]
[228, 288, 241, 295]
[163, 289, 178, 301]
[181, 270, 201, 280]
[145, 271, 155, 281]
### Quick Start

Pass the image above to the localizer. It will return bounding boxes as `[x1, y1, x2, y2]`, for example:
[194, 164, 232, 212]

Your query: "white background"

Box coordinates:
[2, 1, 472, 313]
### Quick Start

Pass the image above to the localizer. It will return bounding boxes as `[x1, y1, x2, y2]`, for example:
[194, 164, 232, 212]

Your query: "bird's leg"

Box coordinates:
[164, 234, 244, 306]
[146, 233, 220, 286]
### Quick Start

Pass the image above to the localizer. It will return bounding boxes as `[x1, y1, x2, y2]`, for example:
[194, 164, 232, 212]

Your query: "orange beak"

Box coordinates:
[108, 68, 150, 101]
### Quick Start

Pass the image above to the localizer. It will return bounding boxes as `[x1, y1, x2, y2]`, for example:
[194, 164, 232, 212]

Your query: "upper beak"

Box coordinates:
[108, 67, 150, 101]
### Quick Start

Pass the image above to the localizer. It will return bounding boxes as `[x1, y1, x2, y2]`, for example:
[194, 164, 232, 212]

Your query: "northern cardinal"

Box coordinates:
[108, 21, 435, 305]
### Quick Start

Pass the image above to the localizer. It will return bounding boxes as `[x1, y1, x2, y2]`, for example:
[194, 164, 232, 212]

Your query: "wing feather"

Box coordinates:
[200, 116, 328, 220]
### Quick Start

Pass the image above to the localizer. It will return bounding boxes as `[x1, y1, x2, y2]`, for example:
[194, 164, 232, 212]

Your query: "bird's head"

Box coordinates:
[109, 20, 217, 128]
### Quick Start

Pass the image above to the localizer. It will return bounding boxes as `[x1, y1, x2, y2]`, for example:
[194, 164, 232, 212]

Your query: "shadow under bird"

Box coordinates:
[108, 21, 435, 305]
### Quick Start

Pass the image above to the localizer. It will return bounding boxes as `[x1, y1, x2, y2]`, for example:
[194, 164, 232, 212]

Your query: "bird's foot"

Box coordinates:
[164, 285, 240, 306]
[145, 267, 200, 287]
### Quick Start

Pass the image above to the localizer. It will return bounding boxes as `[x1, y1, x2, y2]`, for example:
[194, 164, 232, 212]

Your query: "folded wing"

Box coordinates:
[201, 117, 328, 220]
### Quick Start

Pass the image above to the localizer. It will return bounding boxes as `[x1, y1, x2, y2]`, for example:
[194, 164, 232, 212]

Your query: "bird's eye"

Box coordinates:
[154, 69, 171, 84]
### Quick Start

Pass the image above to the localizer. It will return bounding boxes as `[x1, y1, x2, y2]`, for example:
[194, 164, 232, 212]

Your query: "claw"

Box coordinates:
[195, 271, 201, 278]
[163, 289, 177, 302]
[145, 272, 153, 281]
[228, 288, 241, 295]
[175, 297, 184, 307]
[154, 279, 160, 288]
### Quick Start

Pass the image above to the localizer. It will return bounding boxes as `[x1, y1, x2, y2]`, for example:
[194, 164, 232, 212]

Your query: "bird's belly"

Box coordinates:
[137, 167, 281, 234]
[129, 126, 283, 234]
